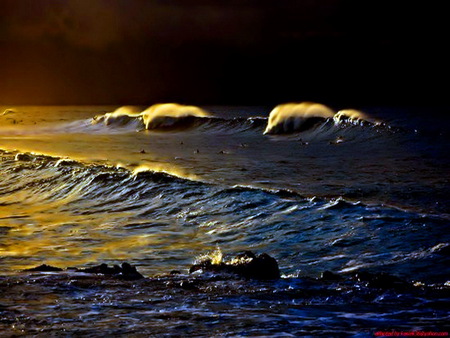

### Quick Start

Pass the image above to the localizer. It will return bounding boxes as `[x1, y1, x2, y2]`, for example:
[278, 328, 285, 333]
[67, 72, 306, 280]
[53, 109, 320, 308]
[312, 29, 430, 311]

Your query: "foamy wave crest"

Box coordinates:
[1, 108, 17, 116]
[264, 102, 335, 134]
[91, 104, 210, 131]
[92, 106, 143, 128]
[264, 102, 382, 134]
[333, 109, 380, 126]
[141, 103, 209, 130]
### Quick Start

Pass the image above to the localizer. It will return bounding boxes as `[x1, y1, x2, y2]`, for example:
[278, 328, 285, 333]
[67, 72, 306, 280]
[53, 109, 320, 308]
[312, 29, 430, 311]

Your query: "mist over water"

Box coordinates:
[0, 104, 449, 335]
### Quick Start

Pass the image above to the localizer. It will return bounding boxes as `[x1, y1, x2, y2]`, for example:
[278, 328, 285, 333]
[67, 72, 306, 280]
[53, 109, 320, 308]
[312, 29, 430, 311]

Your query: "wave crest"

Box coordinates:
[92, 106, 142, 126]
[141, 103, 209, 130]
[333, 109, 379, 126]
[264, 102, 335, 134]
[91, 104, 209, 131]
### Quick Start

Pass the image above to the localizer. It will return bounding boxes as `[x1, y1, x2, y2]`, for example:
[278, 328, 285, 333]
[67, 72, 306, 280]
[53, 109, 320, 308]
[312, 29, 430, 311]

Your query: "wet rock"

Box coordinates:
[178, 280, 199, 290]
[190, 251, 280, 280]
[119, 262, 144, 280]
[23, 264, 63, 272]
[352, 271, 410, 290]
[320, 271, 344, 281]
[77, 262, 144, 281]
[77, 263, 120, 275]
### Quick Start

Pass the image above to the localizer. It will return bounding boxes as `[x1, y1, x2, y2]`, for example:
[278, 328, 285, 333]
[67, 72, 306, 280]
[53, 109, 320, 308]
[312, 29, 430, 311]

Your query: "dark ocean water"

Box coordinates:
[0, 104, 449, 336]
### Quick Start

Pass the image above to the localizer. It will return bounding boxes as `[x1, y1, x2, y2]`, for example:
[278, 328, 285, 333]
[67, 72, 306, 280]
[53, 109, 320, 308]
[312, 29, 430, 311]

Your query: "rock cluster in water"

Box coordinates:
[21, 251, 281, 281]
[189, 251, 281, 280]
[23, 262, 144, 281]
[21, 251, 443, 292]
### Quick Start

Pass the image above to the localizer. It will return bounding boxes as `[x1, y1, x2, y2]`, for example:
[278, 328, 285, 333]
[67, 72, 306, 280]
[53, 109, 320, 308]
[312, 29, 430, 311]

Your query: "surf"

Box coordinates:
[264, 102, 380, 135]
[91, 103, 210, 131]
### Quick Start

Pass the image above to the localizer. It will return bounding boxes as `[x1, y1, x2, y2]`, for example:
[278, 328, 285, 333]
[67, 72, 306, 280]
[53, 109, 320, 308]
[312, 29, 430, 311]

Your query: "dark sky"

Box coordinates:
[0, 0, 448, 106]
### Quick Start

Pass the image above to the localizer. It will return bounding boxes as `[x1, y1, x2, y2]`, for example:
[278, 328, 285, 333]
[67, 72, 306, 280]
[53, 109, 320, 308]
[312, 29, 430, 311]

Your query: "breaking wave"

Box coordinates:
[2, 149, 448, 281]
[92, 103, 210, 131]
[88, 102, 385, 136]
[264, 102, 382, 135]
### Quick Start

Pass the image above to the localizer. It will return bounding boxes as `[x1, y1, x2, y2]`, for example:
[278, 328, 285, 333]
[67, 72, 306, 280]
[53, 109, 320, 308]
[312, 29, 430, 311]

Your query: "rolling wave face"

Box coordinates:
[1, 150, 448, 281]
[264, 102, 384, 135]
[333, 109, 380, 126]
[92, 106, 142, 126]
[90, 103, 210, 131]
[141, 103, 209, 130]
[87, 103, 386, 137]
[264, 102, 335, 134]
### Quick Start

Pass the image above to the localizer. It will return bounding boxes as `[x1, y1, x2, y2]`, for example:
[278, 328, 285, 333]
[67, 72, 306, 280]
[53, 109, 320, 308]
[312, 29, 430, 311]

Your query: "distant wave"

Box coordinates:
[89, 102, 387, 136]
[141, 103, 209, 130]
[264, 102, 335, 134]
[92, 104, 210, 131]
[1, 108, 17, 116]
[92, 106, 142, 126]
[264, 102, 381, 135]
[90, 104, 271, 134]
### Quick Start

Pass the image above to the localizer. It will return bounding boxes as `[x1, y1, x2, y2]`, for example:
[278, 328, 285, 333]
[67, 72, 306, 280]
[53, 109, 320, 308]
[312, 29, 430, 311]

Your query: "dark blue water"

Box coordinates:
[0, 104, 449, 336]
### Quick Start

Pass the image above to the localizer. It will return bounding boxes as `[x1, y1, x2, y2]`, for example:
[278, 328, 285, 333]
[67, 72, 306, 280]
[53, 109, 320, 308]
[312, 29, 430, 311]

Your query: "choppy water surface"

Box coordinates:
[0, 105, 449, 336]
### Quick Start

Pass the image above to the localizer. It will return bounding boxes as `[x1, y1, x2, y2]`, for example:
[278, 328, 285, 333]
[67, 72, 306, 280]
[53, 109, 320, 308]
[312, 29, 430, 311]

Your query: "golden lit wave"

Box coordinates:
[92, 106, 142, 126]
[141, 103, 209, 130]
[264, 102, 335, 134]
[334, 109, 379, 125]
[132, 163, 200, 182]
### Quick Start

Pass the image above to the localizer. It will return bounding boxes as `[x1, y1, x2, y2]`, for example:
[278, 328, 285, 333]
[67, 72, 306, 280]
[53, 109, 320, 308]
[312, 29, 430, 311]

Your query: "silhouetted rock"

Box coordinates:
[320, 270, 344, 281]
[23, 264, 63, 272]
[77, 262, 144, 280]
[190, 251, 280, 280]
[352, 271, 410, 290]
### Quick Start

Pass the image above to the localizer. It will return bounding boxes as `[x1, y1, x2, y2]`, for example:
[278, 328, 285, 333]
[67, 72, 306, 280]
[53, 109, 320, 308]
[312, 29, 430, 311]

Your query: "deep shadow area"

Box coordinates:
[0, 1, 448, 106]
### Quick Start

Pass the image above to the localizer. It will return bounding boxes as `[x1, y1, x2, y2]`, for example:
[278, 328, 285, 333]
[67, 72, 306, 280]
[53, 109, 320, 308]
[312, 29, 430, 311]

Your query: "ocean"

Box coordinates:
[0, 104, 449, 336]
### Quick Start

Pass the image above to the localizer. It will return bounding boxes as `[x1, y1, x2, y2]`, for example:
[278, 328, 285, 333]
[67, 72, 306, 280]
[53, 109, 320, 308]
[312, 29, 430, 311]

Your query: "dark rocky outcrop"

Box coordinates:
[76, 262, 144, 281]
[351, 271, 411, 290]
[319, 270, 412, 291]
[189, 251, 280, 280]
[23, 264, 63, 272]
[23, 262, 144, 280]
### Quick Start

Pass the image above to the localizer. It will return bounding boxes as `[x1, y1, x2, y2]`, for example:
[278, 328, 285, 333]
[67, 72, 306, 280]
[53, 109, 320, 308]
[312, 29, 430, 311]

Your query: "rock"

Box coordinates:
[119, 262, 144, 281]
[77, 263, 120, 274]
[352, 271, 410, 290]
[23, 264, 63, 272]
[76, 262, 144, 280]
[190, 251, 280, 280]
[320, 270, 344, 281]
